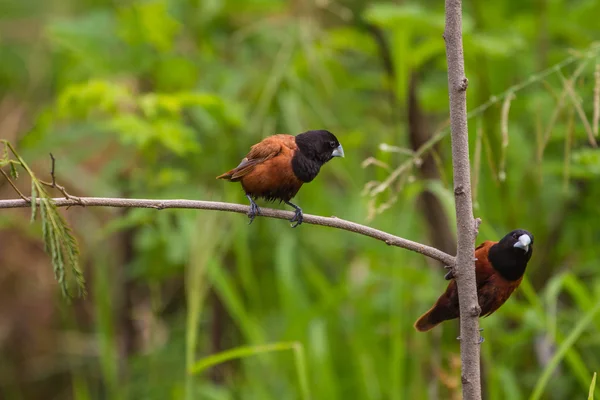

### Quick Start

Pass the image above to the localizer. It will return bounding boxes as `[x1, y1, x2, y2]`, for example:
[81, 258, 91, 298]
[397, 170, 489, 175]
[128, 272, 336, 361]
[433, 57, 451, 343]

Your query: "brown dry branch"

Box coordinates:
[443, 0, 482, 399]
[499, 92, 515, 182]
[471, 118, 483, 209]
[0, 196, 456, 267]
[0, 169, 29, 201]
[38, 153, 85, 205]
[558, 70, 598, 147]
[538, 61, 590, 161]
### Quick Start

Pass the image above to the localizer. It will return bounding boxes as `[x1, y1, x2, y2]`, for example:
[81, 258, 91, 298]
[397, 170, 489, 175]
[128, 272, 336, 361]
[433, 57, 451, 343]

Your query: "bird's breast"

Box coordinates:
[240, 157, 304, 202]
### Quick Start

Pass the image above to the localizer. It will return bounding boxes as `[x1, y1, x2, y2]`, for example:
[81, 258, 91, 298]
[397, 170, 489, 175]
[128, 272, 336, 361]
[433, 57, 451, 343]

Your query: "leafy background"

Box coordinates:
[1, 0, 599, 399]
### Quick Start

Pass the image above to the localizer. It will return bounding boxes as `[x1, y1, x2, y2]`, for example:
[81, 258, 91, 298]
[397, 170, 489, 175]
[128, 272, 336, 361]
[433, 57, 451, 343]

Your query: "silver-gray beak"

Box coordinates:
[513, 234, 531, 252]
[332, 144, 344, 158]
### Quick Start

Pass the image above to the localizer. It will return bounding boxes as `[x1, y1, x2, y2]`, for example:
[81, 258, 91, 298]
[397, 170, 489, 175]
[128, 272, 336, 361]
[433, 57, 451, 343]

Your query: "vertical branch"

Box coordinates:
[443, 0, 482, 399]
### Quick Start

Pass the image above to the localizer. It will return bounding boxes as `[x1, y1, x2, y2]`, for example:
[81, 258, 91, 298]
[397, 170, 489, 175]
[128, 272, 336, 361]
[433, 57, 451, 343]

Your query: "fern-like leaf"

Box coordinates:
[37, 189, 86, 298]
[31, 181, 38, 222]
[1, 140, 86, 298]
[9, 162, 18, 179]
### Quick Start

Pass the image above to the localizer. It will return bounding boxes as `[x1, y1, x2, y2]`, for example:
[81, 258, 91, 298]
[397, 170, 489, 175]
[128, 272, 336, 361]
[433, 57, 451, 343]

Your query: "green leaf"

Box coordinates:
[465, 33, 526, 58]
[45, 11, 124, 74]
[589, 372, 597, 400]
[9, 162, 18, 179]
[153, 56, 198, 91]
[39, 193, 86, 298]
[117, 1, 181, 52]
[2, 140, 85, 298]
[108, 115, 199, 155]
[529, 300, 600, 400]
[188, 342, 310, 400]
[573, 148, 600, 176]
[410, 37, 446, 69]
[364, 3, 446, 32]
[57, 79, 133, 119]
[31, 181, 38, 222]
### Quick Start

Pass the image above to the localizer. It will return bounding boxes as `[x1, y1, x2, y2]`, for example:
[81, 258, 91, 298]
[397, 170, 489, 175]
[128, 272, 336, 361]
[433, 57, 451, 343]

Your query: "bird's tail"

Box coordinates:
[414, 303, 451, 332]
[216, 170, 234, 180]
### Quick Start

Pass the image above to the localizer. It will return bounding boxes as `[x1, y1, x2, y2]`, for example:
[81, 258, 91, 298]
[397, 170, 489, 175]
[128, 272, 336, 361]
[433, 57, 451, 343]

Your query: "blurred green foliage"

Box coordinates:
[1, 0, 600, 399]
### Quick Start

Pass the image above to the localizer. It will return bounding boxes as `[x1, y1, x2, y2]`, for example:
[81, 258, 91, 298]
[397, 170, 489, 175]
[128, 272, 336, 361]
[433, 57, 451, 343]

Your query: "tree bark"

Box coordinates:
[443, 0, 482, 399]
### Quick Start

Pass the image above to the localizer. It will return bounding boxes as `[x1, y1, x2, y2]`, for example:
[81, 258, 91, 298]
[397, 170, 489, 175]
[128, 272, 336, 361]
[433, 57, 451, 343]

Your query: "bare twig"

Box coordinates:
[367, 127, 448, 197]
[39, 153, 86, 206]
[443, 0, 482, 399]
[361, 157, 391, 170]
[499, 92, 515, 182]
[558, 70, 598, 148]
[538, 61, 589, 161]
[466, 47, 596, 119]
[0, 196, 456, 267]
[365, 44, 600, 204]
[0, 169, 30, 201]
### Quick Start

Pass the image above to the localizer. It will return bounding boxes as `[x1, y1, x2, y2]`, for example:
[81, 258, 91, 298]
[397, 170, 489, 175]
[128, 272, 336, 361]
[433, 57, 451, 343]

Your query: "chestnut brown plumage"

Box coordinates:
[415, 229, 534, 332]
[217, 130, 344, 227]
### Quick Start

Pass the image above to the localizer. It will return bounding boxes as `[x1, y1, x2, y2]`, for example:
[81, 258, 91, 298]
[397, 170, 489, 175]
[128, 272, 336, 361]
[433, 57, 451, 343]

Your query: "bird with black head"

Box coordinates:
[217, 130, 344, 227]
[415, 229, 534, 332]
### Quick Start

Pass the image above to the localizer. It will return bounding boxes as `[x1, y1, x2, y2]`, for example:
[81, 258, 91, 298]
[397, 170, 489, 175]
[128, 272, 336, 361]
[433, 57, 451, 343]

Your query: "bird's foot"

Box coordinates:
[444, 266, 455, 280]
[290, 207, 303, 228]
[246, 195, 261, 225]
[285, 200, 303, 228]
[456, 328, 484, 343]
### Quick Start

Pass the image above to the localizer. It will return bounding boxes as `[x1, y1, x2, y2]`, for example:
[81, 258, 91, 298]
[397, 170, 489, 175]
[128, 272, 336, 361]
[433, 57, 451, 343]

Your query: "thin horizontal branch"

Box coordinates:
[0, 196, 456, 266]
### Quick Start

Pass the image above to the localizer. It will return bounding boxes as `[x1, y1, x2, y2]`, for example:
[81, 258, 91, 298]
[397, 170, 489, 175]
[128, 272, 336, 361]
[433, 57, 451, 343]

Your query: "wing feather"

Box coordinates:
[216, 135, 296, 181]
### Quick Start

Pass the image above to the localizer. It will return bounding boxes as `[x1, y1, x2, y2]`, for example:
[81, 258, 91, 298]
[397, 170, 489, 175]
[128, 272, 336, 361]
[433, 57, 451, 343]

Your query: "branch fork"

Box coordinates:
[38, 153, 86, 207]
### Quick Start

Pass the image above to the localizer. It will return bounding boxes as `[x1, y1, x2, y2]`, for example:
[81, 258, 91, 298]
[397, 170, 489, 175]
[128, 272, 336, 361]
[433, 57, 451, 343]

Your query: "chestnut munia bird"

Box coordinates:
[217, 130, 344, 227]
[415, 229, 534, 332]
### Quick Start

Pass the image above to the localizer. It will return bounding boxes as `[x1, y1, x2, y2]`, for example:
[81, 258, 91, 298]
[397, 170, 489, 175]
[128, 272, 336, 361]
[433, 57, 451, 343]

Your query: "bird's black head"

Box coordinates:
[488, 229, 534, 281]
[295, 130, 344, 164]
[292, 130, 344, 182]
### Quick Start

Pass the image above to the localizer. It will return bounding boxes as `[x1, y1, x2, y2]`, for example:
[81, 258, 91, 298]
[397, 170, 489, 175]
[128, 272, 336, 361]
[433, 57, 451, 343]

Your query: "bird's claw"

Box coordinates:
[444, 270, 454, 280]
[290, 208, 303, 228]
[247, 202, 261, 225]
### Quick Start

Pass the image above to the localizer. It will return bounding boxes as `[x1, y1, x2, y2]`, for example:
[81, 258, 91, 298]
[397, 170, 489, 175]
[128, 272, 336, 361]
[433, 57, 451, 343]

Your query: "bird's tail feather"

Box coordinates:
[216, 171, 233, 180]
[414, 304, 450, 332]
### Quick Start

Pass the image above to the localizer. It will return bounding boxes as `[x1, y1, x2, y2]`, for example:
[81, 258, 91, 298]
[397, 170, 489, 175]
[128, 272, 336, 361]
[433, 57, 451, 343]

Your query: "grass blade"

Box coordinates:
[529, 300, 600, 400]
[188, 341, 311, 400]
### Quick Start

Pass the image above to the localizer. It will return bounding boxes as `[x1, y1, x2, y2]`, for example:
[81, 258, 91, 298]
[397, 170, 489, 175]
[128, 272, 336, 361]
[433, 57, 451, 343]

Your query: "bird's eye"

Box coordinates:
[329, 141, 337, 148]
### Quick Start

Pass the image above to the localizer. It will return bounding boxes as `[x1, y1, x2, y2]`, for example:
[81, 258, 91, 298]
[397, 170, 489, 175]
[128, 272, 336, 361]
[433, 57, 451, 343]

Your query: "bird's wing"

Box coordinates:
[444, 240, 495, 281]
[474, 241, 496, 285]
[226, 135, 296, 180]
[478, 274, 523, 317]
